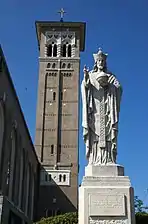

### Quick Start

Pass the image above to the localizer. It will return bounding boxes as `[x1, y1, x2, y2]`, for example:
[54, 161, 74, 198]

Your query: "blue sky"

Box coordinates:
[1, 0, 148, 205]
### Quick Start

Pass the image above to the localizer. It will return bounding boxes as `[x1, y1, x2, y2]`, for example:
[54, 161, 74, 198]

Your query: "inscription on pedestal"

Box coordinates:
[89, 194, 125, 216]
[89, 217, 128, 224]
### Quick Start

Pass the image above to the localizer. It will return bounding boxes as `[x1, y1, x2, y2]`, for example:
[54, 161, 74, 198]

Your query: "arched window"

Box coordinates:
[68, 45, 71, 57]
[18, 148, 24, 208]
[24, 164, 30, 216]
[13, 135, 22, 206]
[62, 44, 66, 57]
[27, 164, 32, 217]
[62, 63, 66, 68]
[9, 128, 17, 202]
[30, 174, 35, 220]
[47, 44, 52, 57]
[21, 149, 25, 210]
[63, 174, 66, 182]
[47, 63, 51, 68]
[67, 63, 71, 69]
[53, 44, 57, 57]
[51, 144, 54, 154]
[59, 174, 62, 182]
[52, 63, 56, 68]
[53, 92, 56, 101]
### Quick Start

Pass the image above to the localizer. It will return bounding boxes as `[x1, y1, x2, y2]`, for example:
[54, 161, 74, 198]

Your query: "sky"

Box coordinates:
[1, 0, 148, 205]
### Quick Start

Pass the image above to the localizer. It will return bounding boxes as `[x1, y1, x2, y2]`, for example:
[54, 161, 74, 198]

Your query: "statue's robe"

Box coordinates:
[81, 70, 122, 165]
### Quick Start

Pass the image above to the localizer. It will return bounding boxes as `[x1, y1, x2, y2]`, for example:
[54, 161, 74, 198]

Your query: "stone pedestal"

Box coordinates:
[79, 165, 135, 224]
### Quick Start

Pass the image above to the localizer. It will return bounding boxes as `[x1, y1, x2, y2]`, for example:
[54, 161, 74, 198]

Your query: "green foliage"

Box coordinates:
[35, 212, 78, 224]
[134, 196, 144, 213]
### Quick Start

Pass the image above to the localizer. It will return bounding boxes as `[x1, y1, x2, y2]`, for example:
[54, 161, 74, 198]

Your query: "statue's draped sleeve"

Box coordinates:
[107, 74, 122, 152]
[81, 77, 93, 158]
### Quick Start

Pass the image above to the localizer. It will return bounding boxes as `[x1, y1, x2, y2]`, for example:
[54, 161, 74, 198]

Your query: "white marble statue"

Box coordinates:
[81, 48, 122, 165]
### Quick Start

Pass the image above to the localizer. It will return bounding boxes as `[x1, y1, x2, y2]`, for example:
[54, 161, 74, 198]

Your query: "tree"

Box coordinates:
[134, 196, 144, 213]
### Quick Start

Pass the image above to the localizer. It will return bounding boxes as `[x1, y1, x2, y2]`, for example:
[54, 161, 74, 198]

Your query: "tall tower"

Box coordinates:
[35, 14, 85, 219]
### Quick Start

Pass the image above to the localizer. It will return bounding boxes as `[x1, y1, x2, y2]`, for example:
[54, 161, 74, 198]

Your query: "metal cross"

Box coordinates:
[58, 8, 66, 22]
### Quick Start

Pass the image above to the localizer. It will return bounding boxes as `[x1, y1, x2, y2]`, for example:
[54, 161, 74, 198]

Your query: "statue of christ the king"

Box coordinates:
[81, 48, 122, 165]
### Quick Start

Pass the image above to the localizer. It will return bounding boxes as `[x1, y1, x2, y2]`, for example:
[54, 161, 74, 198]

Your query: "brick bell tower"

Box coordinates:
[35, 10, 86, 219]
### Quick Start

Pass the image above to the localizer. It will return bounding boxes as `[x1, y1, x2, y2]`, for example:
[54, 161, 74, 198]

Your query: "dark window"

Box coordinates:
[57, 145, 61, 163]
[61, 92, 63, 100]
[62, 44, 66, 57]
[67, 63, 71, 68]
[47, 63, 50, 68]
[62, 63, 66, 68]
[47, 44, 52, 57]
[48, 174, 51, 181]
[59, 145, 61, 154]
[68, 45, 71, 57]
[45, 174, 48, 181]
[53, 92, 56, 101]
[59, 174, 62, 182]
[51, 144, 54, 154]
[63, 174, 66, 182]
[52, 63, 56, 68]
[53, 44, 57, 57]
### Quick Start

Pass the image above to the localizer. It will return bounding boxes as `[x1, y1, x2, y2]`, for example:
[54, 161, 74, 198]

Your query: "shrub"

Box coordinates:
[136, 212, 148, 224]
[35, 212, 148, 224]
[35, 212, 78, 224]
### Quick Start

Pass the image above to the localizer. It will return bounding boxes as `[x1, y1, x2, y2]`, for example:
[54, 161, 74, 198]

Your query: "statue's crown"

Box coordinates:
[93, 48, 108, 62]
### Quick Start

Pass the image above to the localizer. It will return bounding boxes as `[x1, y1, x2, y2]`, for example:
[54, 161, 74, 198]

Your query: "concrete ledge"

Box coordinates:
[85, 164, 124, 177]
[81, 176, 131, 187]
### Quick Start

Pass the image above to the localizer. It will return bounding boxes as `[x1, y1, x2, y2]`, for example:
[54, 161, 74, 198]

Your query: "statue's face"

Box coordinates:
[97, 58, 106, 70]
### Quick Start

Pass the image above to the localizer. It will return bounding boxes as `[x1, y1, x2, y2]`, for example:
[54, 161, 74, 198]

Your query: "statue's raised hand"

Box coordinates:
[83, 65, 89, 81]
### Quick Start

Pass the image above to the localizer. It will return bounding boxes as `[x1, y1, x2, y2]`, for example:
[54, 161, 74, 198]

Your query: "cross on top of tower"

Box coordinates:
[58, 8, 66, 22]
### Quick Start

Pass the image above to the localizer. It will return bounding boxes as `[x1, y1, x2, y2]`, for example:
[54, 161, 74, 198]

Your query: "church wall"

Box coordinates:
[0, 45, 40, 223]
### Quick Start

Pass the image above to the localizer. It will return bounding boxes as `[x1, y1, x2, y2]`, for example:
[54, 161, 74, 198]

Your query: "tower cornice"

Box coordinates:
[35, 21, 86, 51]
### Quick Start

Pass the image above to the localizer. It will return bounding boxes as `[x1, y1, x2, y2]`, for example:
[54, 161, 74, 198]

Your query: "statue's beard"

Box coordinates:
[98, 65, 104, 70]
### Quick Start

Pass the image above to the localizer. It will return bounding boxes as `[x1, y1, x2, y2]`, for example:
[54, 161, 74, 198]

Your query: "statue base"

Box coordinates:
[79, 164, 135, 224]
[85, 164, 124, 176]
